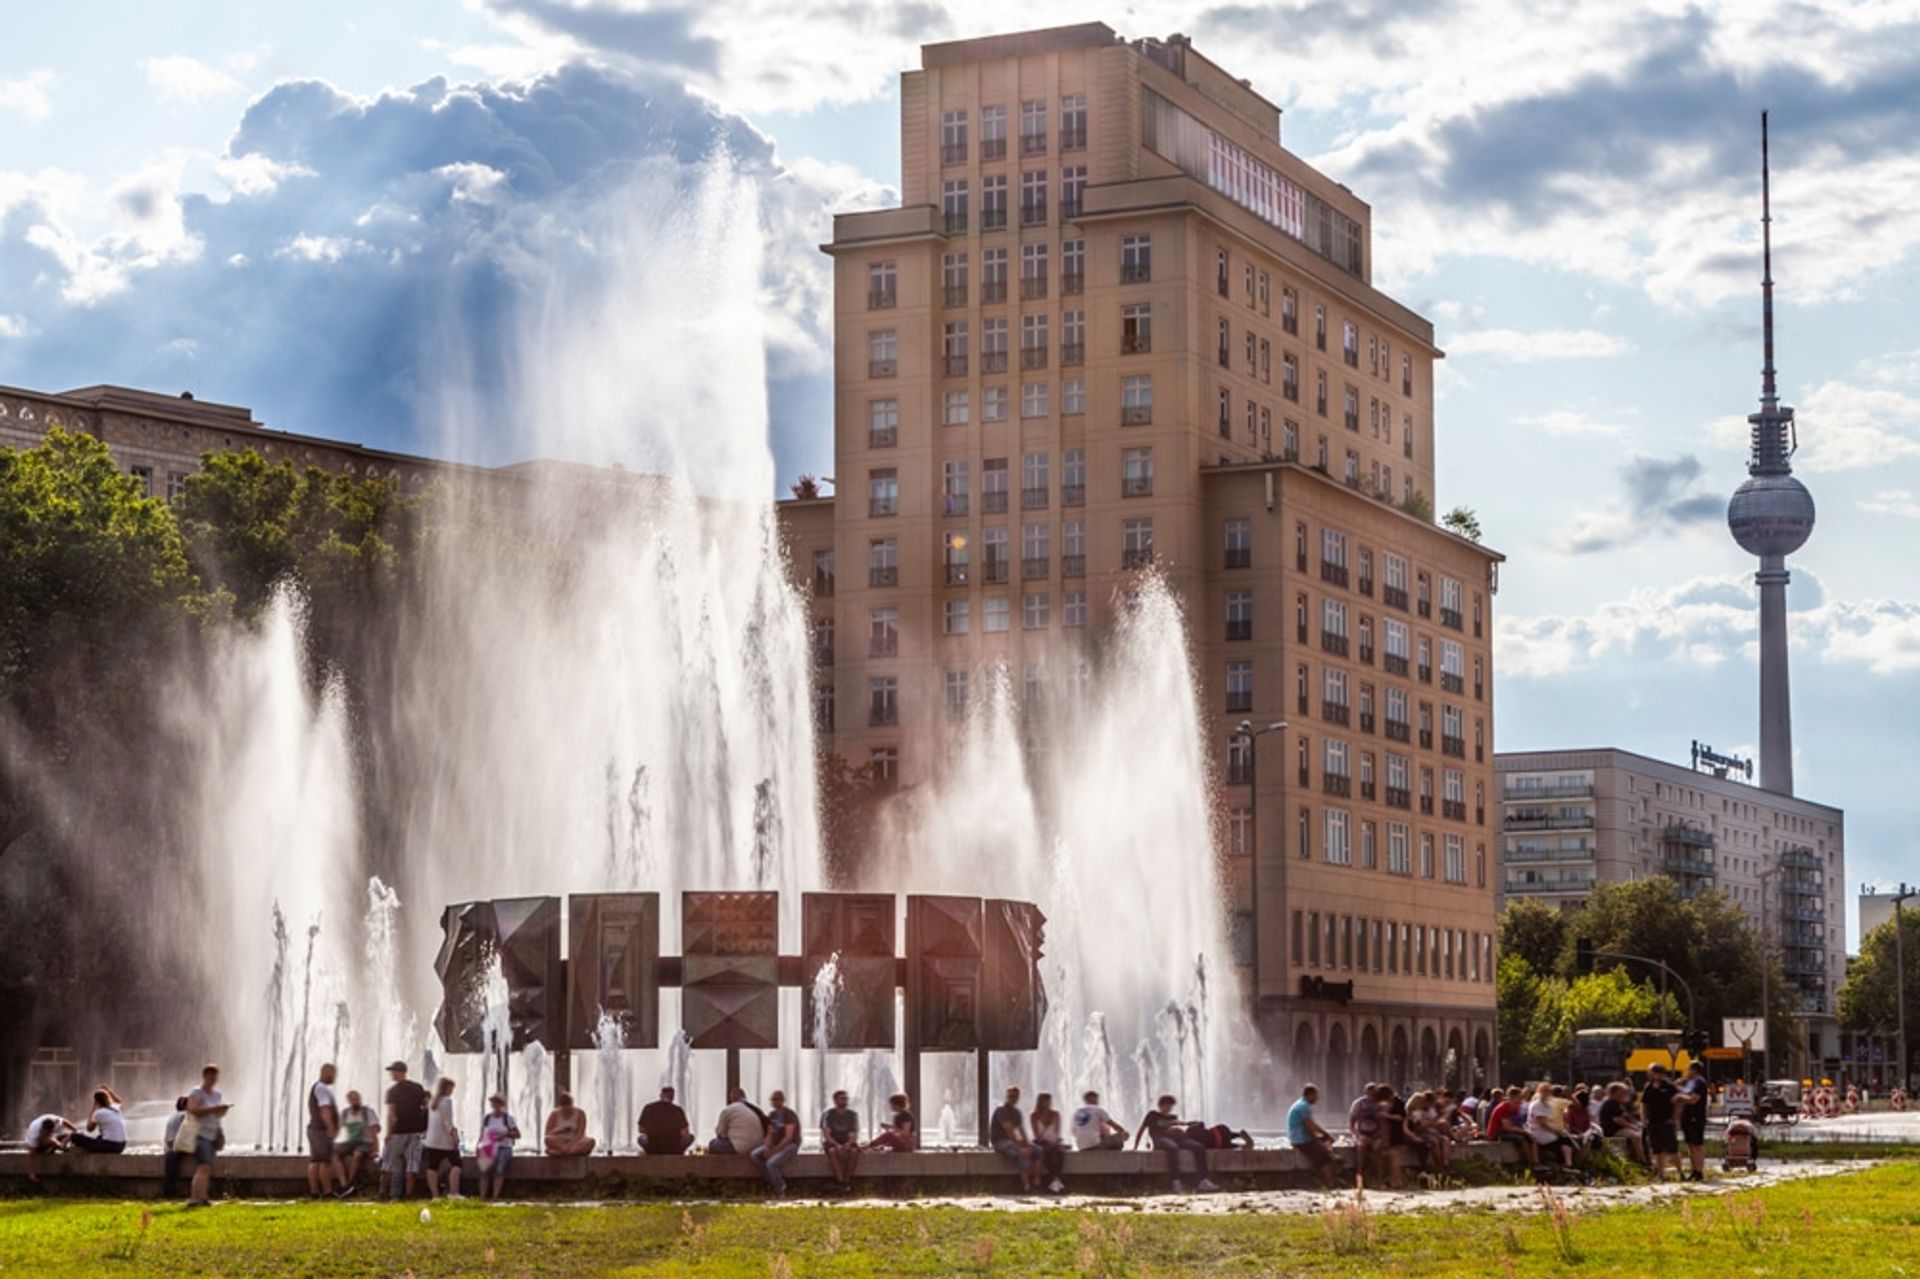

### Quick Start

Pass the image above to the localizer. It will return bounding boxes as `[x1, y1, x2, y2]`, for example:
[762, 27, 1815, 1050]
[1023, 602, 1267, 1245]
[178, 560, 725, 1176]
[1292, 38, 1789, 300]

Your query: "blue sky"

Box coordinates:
[2, 1, 1917, 941]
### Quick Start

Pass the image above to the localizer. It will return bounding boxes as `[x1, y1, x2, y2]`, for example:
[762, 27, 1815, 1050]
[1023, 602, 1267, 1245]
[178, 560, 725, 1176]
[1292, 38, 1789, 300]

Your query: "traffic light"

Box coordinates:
[1575, 936, 1595, 975]
[1686, 1028, 1710, 1058]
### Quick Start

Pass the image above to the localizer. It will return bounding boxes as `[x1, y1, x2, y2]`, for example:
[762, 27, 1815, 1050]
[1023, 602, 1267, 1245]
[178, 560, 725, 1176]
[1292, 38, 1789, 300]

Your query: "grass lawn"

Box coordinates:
[2, 1162, 1917, 1277]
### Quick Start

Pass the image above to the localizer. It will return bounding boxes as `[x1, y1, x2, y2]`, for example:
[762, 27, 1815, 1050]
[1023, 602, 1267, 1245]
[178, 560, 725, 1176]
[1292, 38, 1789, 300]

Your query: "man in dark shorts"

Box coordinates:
[989, 1086, 1038, 1194]
[1639, 1064, 1680, 1180]
[1677, 1062, 1710, 1182]
[383, 1061, 429, 1200]
[1132, 1094, 1218, 1192]
[820, 1090, 861, 1193]
[307, 1062, 348, 1199]
[638, 1086, 693, 1155]
[1287, 1084, 1338, 1189]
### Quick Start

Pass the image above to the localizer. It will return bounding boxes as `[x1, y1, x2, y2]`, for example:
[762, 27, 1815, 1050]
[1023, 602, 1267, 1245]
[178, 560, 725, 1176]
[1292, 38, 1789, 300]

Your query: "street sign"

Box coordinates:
[1703, 1047, 1745, 1061]
[1723, 1017, 1767, 1053]
[1667, 1039, 1684, 1062]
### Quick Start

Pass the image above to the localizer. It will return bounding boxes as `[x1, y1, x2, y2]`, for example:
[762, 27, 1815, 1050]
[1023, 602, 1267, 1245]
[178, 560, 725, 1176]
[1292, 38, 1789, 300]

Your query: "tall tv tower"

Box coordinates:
[1726, 111, 1815, 796]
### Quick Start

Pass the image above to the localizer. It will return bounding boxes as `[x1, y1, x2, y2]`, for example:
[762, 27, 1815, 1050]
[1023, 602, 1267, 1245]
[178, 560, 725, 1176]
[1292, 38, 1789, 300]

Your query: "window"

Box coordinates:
[869, 607, 898, 656]
[1226, 660, 1253, 712]
[942, 251, 969, 307]
[1022, 452, 1049, 506]
[1217, 387, 1231, 437]
[1441, 576, 1463, 628]
[868, 328, 897, 378]
[1245, 330, 1257, 373]
[1244, 263, 1257, 306]
[1021, 317, 1049, 374]
[944, 598, 971, 634]
[868, 398, 899, 448]
[1281, 286, 1297, 334]
[980, 104, 1007, 159]
[1258, 269, 1270, 314]
[1122, 446, 1153, 497]
[1361, 821, 1377, 869]
[1259, 338, 1272, 385]
[1121, 302, 1152, 354]
[1344, 449, 1360, 486]
[984, 596, 1010, 632]
[982, 314, 1008, 371]
[868, 468, 898, 517]
[945, 669, 970, 720]
[980, 462, 1009, 520]
[1063, 451, 1086, 506]
[869, 537, 897, 587]
[1322, 528, 1348, 572]
[1344, 385, 1360, 431]
[942, 460, 969, 516]
[943, 389, 971, 426]
[1121, 233, 1151, 283]
[983, 384, 1009, 422]
[1441, 640, 1465, 692]
[1020, 99, 1047, 153]
[865, 261, 897, 311]
[1283, 418, 1299, 459]
[1281, 352, 1299, 403]
[810, 549, 836, 598]
[1324, 736, 1349, 781]
[1020, 244, 1050, 302]
[942, 321, 968, 376]
[869, 747, 898, 787]
[1060, 164, 1086, 219]
[1383, 553, 1409, 607]
[940, 109, 968, 164]
[1420, 833, 1434, 879]
[1021, 520, 1049, 575]
[1228, 807, 1252, 857]
[1309, 910, 1321, 965]
[1217, 317, 1231, 367]
[1022, 592, 1050, 629]
[1325, 808, 1351, 865]
[1064, 589, 1087, 627]
[1225, 517, 1251, 568]
[1226, 589, 1252, 640]
[1122, 375, 1153, 425]
[1315, 370, 1328, 417]
[1020, 169, 1047, 225]
[941, 179, 968, 233]
[1061, 94, 1087, 149]
[1292, 910, 1305, 965]
[869, 676, 898, 726]
[1402, 353, 1413, 397]
[1123, 517, 1154, 568]
[1388, 823, 1410, 874]
[1323, 667, 1349, 712]
[1062, 378, 1086, 415]
[812, 615, 834, 664]
[981, 172, 1007, 228]
[1314, 304, 1326, 351]
[1342, 320, 1359, 367]
[1062, 238, 1085, 294]
[814, 681, 835, 733]
[944, 530, 970, 586]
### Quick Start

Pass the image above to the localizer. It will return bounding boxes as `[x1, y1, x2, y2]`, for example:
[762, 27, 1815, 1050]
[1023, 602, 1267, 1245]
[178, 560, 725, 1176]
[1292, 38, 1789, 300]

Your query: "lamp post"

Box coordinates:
[1760, 863, 1780, 1083]
[1234, 719, 1287, 1012]
[1892, 883, 1916, 1094]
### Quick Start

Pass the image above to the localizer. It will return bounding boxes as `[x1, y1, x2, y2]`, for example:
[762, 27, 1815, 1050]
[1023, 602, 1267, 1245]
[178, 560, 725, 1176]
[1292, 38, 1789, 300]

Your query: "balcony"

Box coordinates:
[944, 355, 969, 377]
[868, 289, 896, 310]
[1661, 851, 1715, 877]
[869, 427, 897, 449]
[1662, 823, 1715, 847]
[1441, 673, 1464, 694]
[944, 285, 968, 307]
[1385, 787, 1411, 809]
[1022, 487, 1048, 511]
[1358, 644, 1375, 666]
[869, 498, 897, 518]
[1062, 554, 1085, 577]
[981, 138, 1006, 161]
[1418, 599, 1432, 619]
[941, 494, 968, 517]
[1419, 729, 1433, 750]
[982, 490, 1008, 514]
[1779, 904, 1824, 924]
[869, 566, 897, 588]
[1442, 607, 1463, 631]
[1123, 548, 1154, 570]
[1320, 563, 1349, 588]
[1123, 476, 1153, 498]
[1224, 547, 1250, 569]
[1021, 346, 1048, 370]
[1383, 585, 1409, 611]
[1122, 331, 1152, 355]
[982, 351, 1009, 374]
[982, 207, 1007, 230]
[983, 559, 1009, 585]
[1418, 664, 1433, 685]
[1023, 556, 1050, 580]
[1121, 405, 1153, 426]
[1507, 873, 1596, 894]
[1384, 654, 1410, 677]
[944, 212, 969, 235]
[944, 564, 970, 587]
[1359, 712, 1375, 734]
[1324, 774, 1352, 798]
[1060, 200, 1082, 221]
[980, 280, 1007, 304]
[1320, 632, 1349, 657]
[1061, 126, 1087, 150]
[941, 143, 967, 165]
[1505, 844, 1595, 863]
[1322, 702, 1349, 727]
[1060, 342, 1084, 366]
[1443, 799, 1467, 821]
[1419, 795, 1434, 815]
[1442, 736, 1466, 759]
[1021, 276, 1048, 301]
[1504, 814, 1594, 831]
[1121, 262, 1151, 284]
[869, 359, 897, 378]
[1781, 847, 1822, 871]
[1385, 720, 1410, 743]
[1226, 618, 1252, 641]
[1061, 272, 1084, 296]
[1020, 202, 1048, 227]
[1062, 484, 1085, 507]
[1020, 132, 1046, 156]
[869, 635, 898, 658]
[1360, 781, 1377, 800]
[1358, 576, 1374, 598]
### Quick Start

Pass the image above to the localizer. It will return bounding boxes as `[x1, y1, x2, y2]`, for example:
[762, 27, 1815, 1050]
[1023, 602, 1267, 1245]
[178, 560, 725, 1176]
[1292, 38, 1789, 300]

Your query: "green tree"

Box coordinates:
[1838, 910, 1920, 1083]
[1401, 489, 1434, 521]
[1500, 898, 1568, 974]
[1442, 505, 1483, 542]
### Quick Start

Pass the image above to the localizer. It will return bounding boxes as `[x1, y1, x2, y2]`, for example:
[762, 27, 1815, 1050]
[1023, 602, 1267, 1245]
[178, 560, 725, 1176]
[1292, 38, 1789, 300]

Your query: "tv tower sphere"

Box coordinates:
[1728, 470, 1815, 558]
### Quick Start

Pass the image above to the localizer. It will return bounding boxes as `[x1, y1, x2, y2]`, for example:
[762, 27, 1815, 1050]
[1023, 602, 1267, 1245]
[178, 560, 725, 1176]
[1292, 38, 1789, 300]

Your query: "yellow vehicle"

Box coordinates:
[1571, 1028, 1695, 1084]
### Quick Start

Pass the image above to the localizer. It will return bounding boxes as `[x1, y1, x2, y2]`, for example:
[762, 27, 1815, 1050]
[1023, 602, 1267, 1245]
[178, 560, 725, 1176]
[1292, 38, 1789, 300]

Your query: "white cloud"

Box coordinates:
[1446, 328, 1633, 362]
[0, 70, 56, 123]
[274, 233, 372, 264]
[213, 153, 314, 198]
[1512, 409, 1630, 437]
[142, 55, 242, 105]
[0, 315, 31, 339]
[1860, 490, 1920, 519]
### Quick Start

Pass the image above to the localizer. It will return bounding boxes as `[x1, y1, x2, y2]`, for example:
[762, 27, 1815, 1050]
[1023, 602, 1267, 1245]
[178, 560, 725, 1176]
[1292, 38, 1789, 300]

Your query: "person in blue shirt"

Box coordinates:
[1287, 1084, 1338, 1189]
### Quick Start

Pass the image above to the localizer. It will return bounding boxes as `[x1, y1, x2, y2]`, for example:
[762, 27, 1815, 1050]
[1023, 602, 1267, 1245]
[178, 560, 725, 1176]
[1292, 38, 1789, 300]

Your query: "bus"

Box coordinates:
[1570, 1028, 1695, 1085]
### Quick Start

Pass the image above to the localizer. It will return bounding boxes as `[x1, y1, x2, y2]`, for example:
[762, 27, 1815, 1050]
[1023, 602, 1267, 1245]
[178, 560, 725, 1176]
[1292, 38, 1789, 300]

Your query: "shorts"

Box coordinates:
[1292, 1140, 1332, 1168]
[992, 1139, 1033, 1167]
[337, 1138, 373, 1157]
[383, 1131, 424, 1175]
[193, 1135, 219, 1168]
[424, 1146, 459, 1173]
[1681, 1121, 1706, 1148]
[1646, 1123, 1678, 1155]
[307, 1125, 335, 1163]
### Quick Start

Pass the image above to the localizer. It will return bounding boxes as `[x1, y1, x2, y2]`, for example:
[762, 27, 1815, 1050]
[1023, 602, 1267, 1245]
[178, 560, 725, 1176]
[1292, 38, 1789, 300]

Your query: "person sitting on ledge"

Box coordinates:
[821, 1090, 862, 1193]
[709, 1087, 766, 1155]
[1287, 1084, 1339, 1190]
[866, 1092, 917, 1152]
[23, 1112, 74, 1187]
[990, 1086, 1041, 1194]
[1071, 1090, 1128, 1152]
[1029, 1093, 1068, 1194]
[749, 1090, 801, 1195]
[544, 1092, 597, 1157]
[72, 1085, 127, 1155]
[638, 1085, 693, 1155]
[1133, 1094, 1219, 1193]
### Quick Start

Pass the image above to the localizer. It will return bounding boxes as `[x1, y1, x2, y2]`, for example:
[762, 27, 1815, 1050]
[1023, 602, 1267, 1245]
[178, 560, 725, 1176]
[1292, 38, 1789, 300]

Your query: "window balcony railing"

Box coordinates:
[1021, 347, 1048, 370]
[945, 564, 970, 586]
[1122, 548, 1154, 570]
[870, 705, 897, 727]
[1443, 799, 1466, 821]
[942, 494, 968, 517]
[983, 558, 1009, 584]
[1062, 554, 1085, 577]
[1360, 780, 1377, 801]
[1122, 477, 1152, 497]
[1418, 664, 1433, 685]
[1441, 673, 1464, 694]
[1383, 585, 1409, 611]
[869, 566, 897, 588]
[869, 635, 898, 658]
[1419, 795, 1435, 815]
[1021, 276, 1048, 300]
[1225, 690, 1253, 713]
[1060, 200, 1082, 222]
[1060, 342, 1084, 366]
[981, 280, 1007, 304]
[944, 212, 969, 235]
[869, 427, 897, 449]
[944, 285, 968, 307]
[980, 138, 1007, 160]
[1505, 844, 1595, 863]
[1061, 127, 1087, 150]
[1020, 202, 1048, 227]
[1419, 729, 1434, 749]
[1503, 814, 1595, 832]
[1023, 556, 1050, 580]
[982, 351, 1009, 374]
[1121, 405, 1153, 426]
[982, 207, 1007, 230]
[1226, 618, 1252, 641]
[941, 143, 967, 165]
[1442, 736, 1465, 758]
[813, 644, 834, 666]
[1225, 547, 1251, 569]
[869, 498, 897, 518]
[1358, 644, 1375, 666]
[1321, 563, 1349, 588]
[1384, 654, 1409, 676]
[1503, 783, 1594, 801]
[1320, 632, 1349, 657]
[869, 359, 896, 378]
[1322, 702, 1349, 727]
[1385, 786, 1411, 809]
[1061, 272, 1084, 296]
[944, 355, 969, 376]
[1359, 711, 1376, 734]
[1062, 484, 1085, 507]
[1323, 774, 1352, 798]
[1022, 487, 1048, 510]
[1358, 575, 1374, 598]
[1020, 132, 1046, 156]
[1442, 607, 1463, 631]
[1385, 720, 1410, 743]
[868, 290, 896, 310]
[1121, 262, 1151, 284]
[982, 490, 1008, 514]
[1122, 332, 1151, 355]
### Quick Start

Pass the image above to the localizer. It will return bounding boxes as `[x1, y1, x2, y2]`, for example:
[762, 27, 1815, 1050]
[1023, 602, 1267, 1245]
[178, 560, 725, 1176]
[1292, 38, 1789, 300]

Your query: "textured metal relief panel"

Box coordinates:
[491, 896, 562, 1051]
[982, 898, 1047, 1051]
[907, 895, 984, 1050]
[802, 892, 897, 1049]
[567, 892, 660, 1050]
[681, 892, 781, 1050]
[434, 901, 496, 1054]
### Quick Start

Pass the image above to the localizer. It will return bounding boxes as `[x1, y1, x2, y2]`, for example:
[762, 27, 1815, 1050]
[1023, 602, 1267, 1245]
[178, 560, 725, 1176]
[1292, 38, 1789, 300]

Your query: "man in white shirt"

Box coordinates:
[25, 1113, 73, 1186]
[308, 1062, 347, 1198]
[709, 1087, 766, 1154]
[186, 1063, 232, 1208]
[1071, 1090, 1127, 1151]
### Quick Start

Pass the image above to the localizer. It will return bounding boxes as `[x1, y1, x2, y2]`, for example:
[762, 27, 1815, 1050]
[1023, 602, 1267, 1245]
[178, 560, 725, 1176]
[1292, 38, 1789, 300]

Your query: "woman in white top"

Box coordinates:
[421, 1076, 462, 1198]
[72, 1084, 127, 1154]
[1525, 1082, 1572, 1167]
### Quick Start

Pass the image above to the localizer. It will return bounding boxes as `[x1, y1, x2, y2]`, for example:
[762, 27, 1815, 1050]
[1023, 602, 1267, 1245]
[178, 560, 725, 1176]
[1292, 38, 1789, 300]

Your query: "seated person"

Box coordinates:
[72, 1086, 127, 1155]
[820, 1091, 861, 1192]
[338, 1089, 381, 1188]
[1133, 1094, 1219, 1193]
[1485, 1086, 1536, 1164]
[989, 1086, 1040, 1194]
[1526, 1082, 1572, 1168]
[866, 1093, 917, 1152]
[1596, 1081, 1645, 1161]
[1070, 1091, 1128, 1152]
[1287, 1084, 1339, 1190]
[544, 1092, 597, 1156]
[638, 1086, 693, 1155]
[24, 1113, 74, 1185]
[1405, 1090, 1452, 1173]
[709, 1087, 767, 1155]
[1348, 1084, 1395, 1188]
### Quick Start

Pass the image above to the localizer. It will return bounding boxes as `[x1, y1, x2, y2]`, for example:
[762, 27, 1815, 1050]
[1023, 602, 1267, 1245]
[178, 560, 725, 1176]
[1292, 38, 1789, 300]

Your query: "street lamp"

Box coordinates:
[1760, 863, 1779, 1083]
[1234, 719, 1287, 1009]
[1890, 883, 1916, 1094]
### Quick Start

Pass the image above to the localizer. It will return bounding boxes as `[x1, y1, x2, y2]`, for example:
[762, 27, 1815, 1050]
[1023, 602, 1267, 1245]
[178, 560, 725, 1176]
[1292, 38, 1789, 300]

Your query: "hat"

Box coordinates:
[387, 1060, 409, 1072]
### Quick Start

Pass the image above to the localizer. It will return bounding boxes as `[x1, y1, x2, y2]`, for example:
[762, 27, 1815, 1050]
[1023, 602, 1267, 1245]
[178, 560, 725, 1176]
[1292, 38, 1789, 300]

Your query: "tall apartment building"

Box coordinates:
[1495, 747, 1847, 1071]
[779, 24, 1504, 1097]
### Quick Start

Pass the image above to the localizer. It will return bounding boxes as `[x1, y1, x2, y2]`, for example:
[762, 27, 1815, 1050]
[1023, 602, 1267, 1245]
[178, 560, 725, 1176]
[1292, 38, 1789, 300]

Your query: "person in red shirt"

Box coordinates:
[1485, 1085, 1536, 1164]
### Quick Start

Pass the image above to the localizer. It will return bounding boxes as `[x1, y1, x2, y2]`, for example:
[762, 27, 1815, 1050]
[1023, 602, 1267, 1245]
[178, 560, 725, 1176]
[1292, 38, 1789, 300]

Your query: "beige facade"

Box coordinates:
[783, 23, 1504, 1093]
[1495, 747, 1846, 1029]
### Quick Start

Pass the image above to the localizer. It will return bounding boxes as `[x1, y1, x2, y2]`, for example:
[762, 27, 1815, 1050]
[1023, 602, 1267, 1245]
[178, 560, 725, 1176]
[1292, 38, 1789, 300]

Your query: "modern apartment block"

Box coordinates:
[780, 23, 1505, 1096]
[1495, 747, 1847, 1066]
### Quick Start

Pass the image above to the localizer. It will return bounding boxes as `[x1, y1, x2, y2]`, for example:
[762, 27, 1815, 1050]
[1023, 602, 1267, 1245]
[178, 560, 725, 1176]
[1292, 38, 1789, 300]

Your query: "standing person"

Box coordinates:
[1287, 1084, 1338, 1190]
[72, 1086, 127, 1155]
[820, 1090, 862, 1194]
[382, 1061, 430, 1200]
[990, 1086, 1039, 1194]
[337, 1089, 381, 1192]
[1071, 1091, 1128, 1152]
[475, 1093, 520, 1201]
[1133, 1094, 1218, 1193]
[161, 1097, 190, 1198]
[638, 1085, 693, 1156]
[1639, 1064, 1681, 1180]
[186, 1063, 231, 1208]
[306, 1062, 347, 1199]
[544, 1092, 597, 1156]
[866, 1093, 918, 1153]
[749, 1090, 801, 1195]
[709, 1087, 767, 1155]
[23, 1112, 74, 1187]
[1029, 1093, 1068, 1194]
[421, 1076, 462, 1199]
[1678, 1062, 1711, 1182]
[1598, 1081, 1646, 1164]
[1348, 1084, 1394, 1187]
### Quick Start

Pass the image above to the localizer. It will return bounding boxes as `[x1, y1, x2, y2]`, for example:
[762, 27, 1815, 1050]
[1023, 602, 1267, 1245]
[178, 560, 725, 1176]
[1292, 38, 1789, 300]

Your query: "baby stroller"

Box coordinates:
[1721, 1117, 1759, 1172]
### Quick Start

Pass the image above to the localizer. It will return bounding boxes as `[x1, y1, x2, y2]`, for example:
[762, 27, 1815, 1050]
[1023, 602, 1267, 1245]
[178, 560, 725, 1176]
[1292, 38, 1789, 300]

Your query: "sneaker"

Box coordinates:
[335, 1185, 357, 1200]
[1048, 1178, 1065, 1194]
[1197, 1179, 1221, 1193]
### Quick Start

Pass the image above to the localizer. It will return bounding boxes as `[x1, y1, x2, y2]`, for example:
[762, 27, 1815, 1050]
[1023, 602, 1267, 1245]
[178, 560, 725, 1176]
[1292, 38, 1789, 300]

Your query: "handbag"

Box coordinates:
[172, 1112, 201, 1155]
